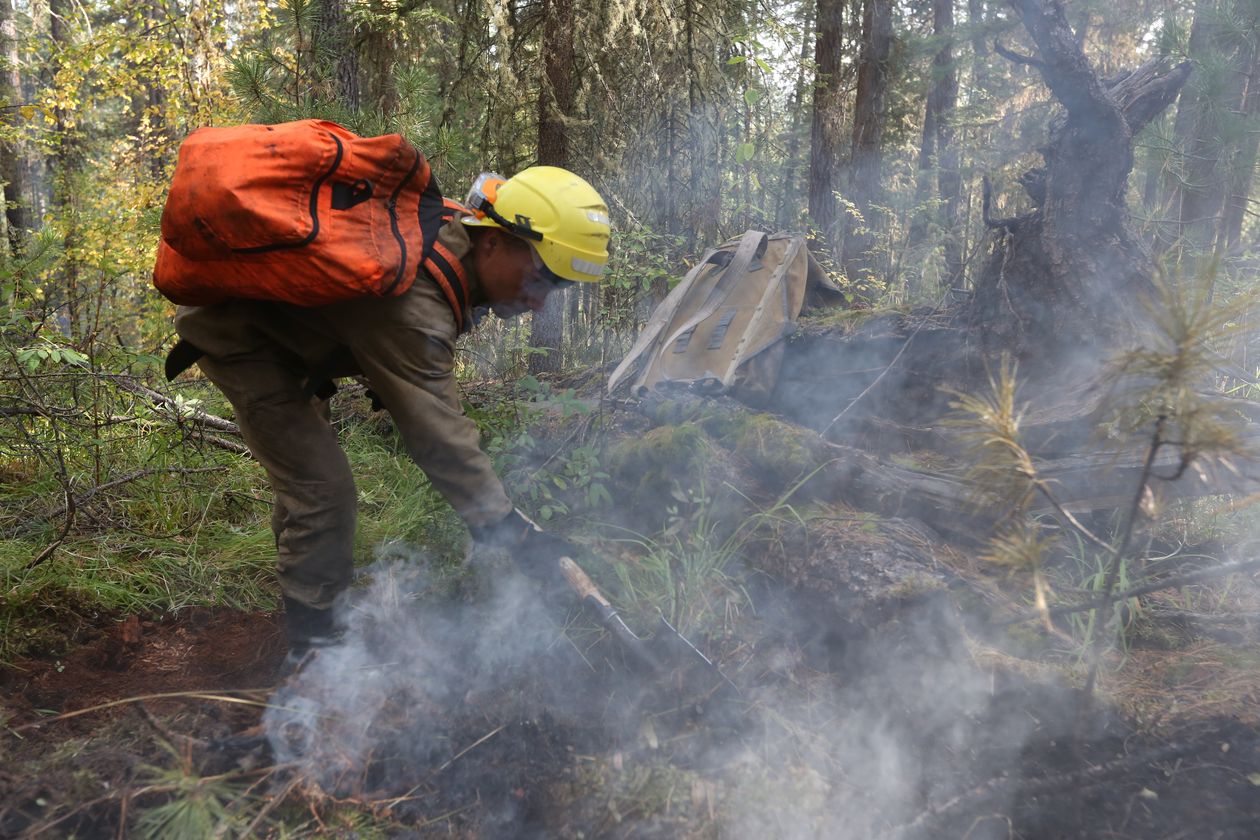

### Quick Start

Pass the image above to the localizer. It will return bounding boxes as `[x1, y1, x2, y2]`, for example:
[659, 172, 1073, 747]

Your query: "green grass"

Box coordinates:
[0, 372, 500, 664]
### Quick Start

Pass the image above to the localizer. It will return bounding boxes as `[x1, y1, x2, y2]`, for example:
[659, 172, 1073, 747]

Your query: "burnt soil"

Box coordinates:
[2, 590, 1258, 839]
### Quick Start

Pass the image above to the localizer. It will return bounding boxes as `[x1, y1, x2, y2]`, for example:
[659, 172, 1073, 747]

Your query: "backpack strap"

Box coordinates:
[416, 182, 472, 333]
[657, 230, 768, 362]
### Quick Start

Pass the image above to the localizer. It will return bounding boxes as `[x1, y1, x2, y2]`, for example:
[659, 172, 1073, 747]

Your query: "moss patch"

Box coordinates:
[715, 411, 826, 485]
[607, 421, 711, 502]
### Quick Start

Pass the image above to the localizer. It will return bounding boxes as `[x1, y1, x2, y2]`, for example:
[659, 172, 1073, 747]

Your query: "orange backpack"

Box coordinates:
[153, 120, 472, 331]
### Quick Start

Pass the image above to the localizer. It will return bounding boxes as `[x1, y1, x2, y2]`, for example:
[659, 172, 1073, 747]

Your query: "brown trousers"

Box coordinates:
[176, 272, 512, 609]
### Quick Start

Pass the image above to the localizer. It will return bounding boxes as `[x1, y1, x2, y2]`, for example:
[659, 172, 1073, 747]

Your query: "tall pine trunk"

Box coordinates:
[906, 0, 962, 294]
[529, 0, 574, 375]
[843, 0, 893, 292]
[808, 0, 845, 264]
[1221, 40, 1260, 251]
[48, 0, 82, 339]
[0, 0, 28, 254]
[776, 7, 814, 229]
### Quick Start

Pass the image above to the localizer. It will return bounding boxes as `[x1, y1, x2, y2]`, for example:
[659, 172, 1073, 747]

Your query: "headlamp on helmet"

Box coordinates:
[465, 172, 542, 242]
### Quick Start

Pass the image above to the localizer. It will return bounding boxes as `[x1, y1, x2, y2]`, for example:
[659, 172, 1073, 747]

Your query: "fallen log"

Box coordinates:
[636, 387, 1260, 545]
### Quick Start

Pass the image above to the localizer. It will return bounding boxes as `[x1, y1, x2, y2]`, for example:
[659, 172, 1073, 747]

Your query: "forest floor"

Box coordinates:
[3, 377, 1260, 838]
[2, 588, 1258, 838]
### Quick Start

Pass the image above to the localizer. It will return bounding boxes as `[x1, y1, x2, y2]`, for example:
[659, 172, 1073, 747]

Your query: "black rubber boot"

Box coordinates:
[280, 596, 343, 677]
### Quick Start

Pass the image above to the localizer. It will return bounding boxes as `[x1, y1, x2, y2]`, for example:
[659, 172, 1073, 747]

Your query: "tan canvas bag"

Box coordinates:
[607, 231, 841, 407]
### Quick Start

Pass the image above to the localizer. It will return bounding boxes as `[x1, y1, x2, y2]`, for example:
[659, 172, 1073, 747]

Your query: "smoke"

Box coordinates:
[264, 545, 579, 797]
[263, 529, 1043, 838]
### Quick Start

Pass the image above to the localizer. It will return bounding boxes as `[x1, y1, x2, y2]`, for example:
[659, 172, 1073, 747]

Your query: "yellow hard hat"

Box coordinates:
[462, 166, 611, 283]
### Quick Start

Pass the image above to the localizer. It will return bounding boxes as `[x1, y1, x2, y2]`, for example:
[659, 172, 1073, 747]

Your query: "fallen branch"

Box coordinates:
[995, 556, 1260, 627]
[195, 431, 251, 456]
[28, 487, 74, 569]
[135, 702, 209, 752]
[12, 689, 279, 731]
[109, 375, 241, 435]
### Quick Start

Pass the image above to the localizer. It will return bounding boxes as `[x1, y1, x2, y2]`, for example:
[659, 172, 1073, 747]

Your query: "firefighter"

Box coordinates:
[168, 166, 611, 667]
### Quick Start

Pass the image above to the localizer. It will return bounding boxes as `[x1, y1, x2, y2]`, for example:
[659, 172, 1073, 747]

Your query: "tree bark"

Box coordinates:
[808, 0, 845, 264]
[1220, 26, 1260, 251]
[967, 0, 989, 93]
[776, 6, 814, 230]
[843, 0, 893, 291]
[315, 0, 359, 110]
[906, 0, 962, 293]
[48, 0, 81, 338]
[363, 29, 398, 118]
[529, 0, 575, 375]
[1174, 3, 1249, 266]
[0, 0, 28, 253]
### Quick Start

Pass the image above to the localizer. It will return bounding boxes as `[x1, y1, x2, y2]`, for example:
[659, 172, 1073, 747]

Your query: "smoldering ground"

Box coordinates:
[259, 538, 1051, 838]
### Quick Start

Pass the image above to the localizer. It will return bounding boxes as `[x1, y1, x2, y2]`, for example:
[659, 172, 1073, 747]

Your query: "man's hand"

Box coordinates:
[470, 509, 579, 582]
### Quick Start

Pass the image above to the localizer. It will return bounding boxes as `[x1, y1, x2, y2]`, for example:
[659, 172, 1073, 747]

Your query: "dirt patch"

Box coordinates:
[2, 606, 285, 724]
[0, 607, 285, 837]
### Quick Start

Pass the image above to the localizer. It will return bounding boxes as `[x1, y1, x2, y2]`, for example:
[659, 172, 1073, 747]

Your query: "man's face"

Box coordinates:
[475, 230, 560, 319]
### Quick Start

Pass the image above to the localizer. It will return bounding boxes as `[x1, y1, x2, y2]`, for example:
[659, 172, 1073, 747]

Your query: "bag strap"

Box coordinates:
[416, 177, 472, 333]
[719, 235, 804, 386]
[656, 230, 768, 364]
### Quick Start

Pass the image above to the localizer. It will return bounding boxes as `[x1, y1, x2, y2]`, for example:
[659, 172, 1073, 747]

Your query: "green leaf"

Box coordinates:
[539, 506, 553, 521]
[726, 55, 747, 65]
[754, 57, 773, 74]
[743, 88, 763, 107]
[588, 484, 613, 507]
[553, 476, 568, 490]
[736, 142, 756, 164]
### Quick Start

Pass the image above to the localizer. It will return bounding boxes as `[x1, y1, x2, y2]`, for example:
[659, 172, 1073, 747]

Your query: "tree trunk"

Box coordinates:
[966, 0, 1190, 368]
[808, 0, 845, 265]
[438, 0, 479, 130]
[1162, 0, 1259, 269]
[1220, 27, 1260, 251]
[363, 29, 399, 119]
[529, 0, 575, 375]
[0, 0, 29, 254]
[906, 0, 962, 293]
[315, 0, 360, 110]
[48, 0, 81, 338]
[776, 6, 814, 230]
[967, 0, 989, 93]
[691, 4, 723, 250]
[843, 0, 893, 291]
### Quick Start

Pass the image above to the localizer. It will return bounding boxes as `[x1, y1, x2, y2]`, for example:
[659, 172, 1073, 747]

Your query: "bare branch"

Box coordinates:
[993, 40, 1044, 71]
